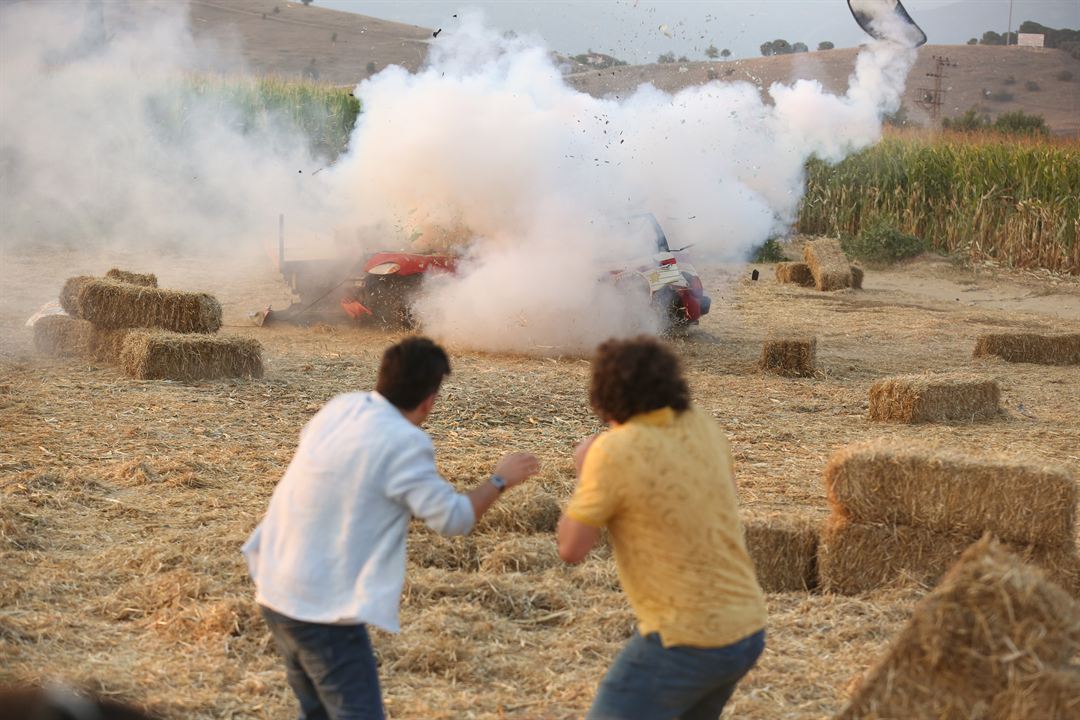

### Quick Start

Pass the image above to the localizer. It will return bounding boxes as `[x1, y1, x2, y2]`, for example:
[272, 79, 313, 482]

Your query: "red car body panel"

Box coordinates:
[363, 252, 457, 276]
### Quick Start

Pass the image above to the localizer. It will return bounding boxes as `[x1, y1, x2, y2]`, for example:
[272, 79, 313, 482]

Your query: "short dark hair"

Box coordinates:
[589, 336, 690, 424]
[376, 337, 451, 410]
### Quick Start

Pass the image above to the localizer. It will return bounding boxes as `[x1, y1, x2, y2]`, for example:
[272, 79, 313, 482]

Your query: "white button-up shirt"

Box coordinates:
[242, 391, 475, 631]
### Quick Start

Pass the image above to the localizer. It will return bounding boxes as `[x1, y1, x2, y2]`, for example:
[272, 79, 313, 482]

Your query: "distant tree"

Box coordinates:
[967, 38, 978, 45]
[1056, 70, 1074, 81]
[1025, 80, 1041, 91]
[720, 48, 731, 58]
[818, 41, 834, 50]
[994, 110, 1048, 136]
[705, 44, 719, 59]
[677, 55, 689, 62]
[331, 32, 337, 43]
[792, 42, 808, 53]
[943, 109, 990, 132]
[980, 30, 1006, 45]
[760, 39, 793, 56]
[366, 61, 377, 74]
[301, 0, 313, 5]
[658, 51, 676, 64]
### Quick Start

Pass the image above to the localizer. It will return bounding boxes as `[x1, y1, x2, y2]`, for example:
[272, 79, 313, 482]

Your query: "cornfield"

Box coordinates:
[149, 74, 360, 159]
[798, 131, 1080, 274]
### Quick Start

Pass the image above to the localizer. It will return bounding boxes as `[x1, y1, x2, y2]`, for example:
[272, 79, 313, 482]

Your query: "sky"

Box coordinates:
[318, 0, 1080, 62]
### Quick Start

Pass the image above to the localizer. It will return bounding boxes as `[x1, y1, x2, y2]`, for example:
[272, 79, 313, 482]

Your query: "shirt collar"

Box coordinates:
[627, 407, 676, 426]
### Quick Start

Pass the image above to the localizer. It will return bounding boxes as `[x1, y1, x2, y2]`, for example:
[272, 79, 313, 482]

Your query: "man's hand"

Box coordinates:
[494, 452, 540, 489]
[573, 435, 598, 476]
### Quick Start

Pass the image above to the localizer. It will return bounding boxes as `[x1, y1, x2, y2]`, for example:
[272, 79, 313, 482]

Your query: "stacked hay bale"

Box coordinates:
[837, 538, 1080, 719]
[760, 337, 817, 378]
[868, 373, 1000, 423]
[974, 332, 1080, 366]
[819, 439, 1080, 596]
[743, 512, 820, 592]
[803, 238, 854, 291]
[34, 270, 263, 381]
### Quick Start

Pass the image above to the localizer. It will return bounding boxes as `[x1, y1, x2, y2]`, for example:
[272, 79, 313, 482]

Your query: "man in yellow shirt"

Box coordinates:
[558, 337, 766, 719]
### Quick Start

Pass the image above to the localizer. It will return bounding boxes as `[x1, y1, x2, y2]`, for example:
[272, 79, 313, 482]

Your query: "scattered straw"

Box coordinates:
[825, 438, 1077, 547]
[33, 315, 91, 357]
[106, 268, 159, 287]
[803, 238, 852, 291]
[868, 373, 1000, 423]
[974, 332, 1080, 366]
[119, 331, 264, 381]
[837, 537, 1080, 719]
[818, 518, 1080, 596]
[479, 535, 562, 574]
[760, 337, 816, 378]
[79, 280, 222, 333]
[477, 486, 562, 534]
[744, 513, 819, 592]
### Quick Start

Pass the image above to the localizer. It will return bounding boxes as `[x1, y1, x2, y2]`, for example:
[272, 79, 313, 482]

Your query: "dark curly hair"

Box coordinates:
[589, 336, 690, 424]
[376, 336, 451, 410]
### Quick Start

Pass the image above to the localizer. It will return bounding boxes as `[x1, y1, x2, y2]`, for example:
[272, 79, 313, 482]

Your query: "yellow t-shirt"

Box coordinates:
[565, 406, 766, 648]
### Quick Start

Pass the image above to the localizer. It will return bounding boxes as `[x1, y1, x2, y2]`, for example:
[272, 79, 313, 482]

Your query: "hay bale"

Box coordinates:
[33, 315, 92, 357]
[59, 275, 95, 317]
[477, 487, 562, 534]
[760, 337, 816, 378]
[775, 262, 814, 286]
[88, 326, 132, 364]
[837, 537, 1080, 719]
[119, 331, 264, 381]
[974, 332, 1080, 366]
[105, 268, 158, 287]
[744, 514, 820, 592]
[78, 280, 222, 333]
[803, 238, 852, 291]
[818, 518, 1080, 596]
[824, 439, 1077, 547]
[868, 373, 1000, 423]
[849, 265, 864, 290]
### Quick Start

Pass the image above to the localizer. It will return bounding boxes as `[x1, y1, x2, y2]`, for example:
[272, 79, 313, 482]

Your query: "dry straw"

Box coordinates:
[818, 518, 1080, 596]
[974, 332, 1080, 366]
[824, 438, 1077, 547]
[88, 326, 133, 364]
[476, 486, 562, 534]
[868, 373, 1000, 423]
[803, 238, 852, 291]
[837, 537, 1080, 719]
[744, 513, 819, 592]
[58, 275, 95, 317]
[760, 337, 816, 378]
[775, 262, 814, 286]
[79, 279, 222, 333]
[119, 331, 264, 381]
[33, 315, 92, 357]
[105, 268, 159, 287]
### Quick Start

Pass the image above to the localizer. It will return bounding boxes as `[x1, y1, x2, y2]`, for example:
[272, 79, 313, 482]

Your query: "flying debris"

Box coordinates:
[658, 24, 673, 39]
[848, 0, 927, 48]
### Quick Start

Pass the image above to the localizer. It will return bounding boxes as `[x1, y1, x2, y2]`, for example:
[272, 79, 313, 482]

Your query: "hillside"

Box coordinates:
[174, 2, 1078, 134]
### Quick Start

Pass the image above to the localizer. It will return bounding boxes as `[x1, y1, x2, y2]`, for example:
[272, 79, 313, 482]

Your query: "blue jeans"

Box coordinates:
[587, 628, 765, 720]
[260, 605, 385, 720]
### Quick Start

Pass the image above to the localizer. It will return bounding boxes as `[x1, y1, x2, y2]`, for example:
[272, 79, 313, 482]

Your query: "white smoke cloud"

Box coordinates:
[330, 12, 915, 354]
[0, 0, 335, 260]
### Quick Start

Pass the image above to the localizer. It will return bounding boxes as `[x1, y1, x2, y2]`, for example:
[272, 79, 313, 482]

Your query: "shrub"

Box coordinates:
[987, 89, 1014, 102]
[1002, 75, 1016, 86]
[753, 238, 786, 263]
[1056, 70, 1074, 81]
[993, 110, 1048, 136]
[1025, 80, 1041, 91]
[841, 222, 928, 265]
[942, 109, 990, 132]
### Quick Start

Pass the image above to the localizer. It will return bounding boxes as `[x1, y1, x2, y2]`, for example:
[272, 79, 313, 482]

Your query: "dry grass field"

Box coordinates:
[2, 246, 1079, 718]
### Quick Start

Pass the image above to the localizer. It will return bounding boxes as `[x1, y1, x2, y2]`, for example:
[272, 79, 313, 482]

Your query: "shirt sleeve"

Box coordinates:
[384, 436, 475, 536]
[564, 438, 620, 528]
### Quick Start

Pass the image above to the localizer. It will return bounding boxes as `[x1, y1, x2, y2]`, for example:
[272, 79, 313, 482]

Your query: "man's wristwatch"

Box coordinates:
[490, 474, 507, 493]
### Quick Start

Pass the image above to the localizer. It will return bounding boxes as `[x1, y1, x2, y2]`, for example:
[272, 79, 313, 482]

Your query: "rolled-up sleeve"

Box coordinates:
[384, 439, 475, 536]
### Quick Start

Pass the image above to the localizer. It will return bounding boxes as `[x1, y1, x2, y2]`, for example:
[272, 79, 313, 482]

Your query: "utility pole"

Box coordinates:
[916, 56, 957, 124]
[1007, 0, 1014, 46]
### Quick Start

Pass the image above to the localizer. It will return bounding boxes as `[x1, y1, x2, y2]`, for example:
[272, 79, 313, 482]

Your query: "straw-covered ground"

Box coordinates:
[2, 246, 1079, 718]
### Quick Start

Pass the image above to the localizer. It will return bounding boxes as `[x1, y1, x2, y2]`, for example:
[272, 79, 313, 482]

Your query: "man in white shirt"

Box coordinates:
[243, 337, 539, 719]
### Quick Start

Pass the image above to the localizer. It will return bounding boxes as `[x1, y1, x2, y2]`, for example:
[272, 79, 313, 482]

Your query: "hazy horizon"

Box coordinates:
[319, 0, 1079, 62]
